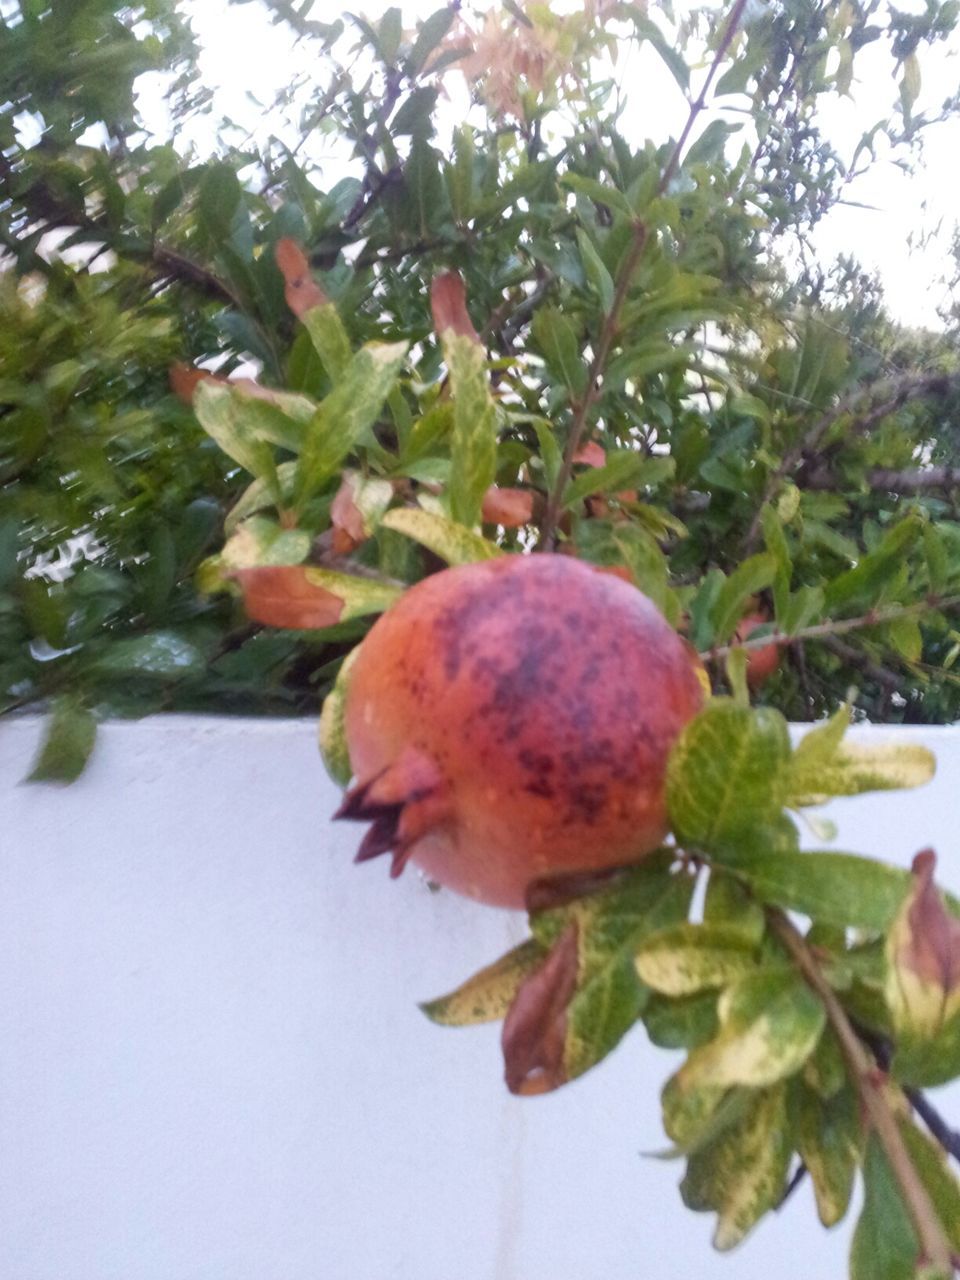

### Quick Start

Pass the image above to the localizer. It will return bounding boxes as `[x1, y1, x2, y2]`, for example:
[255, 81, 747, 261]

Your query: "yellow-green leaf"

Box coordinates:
[301, 566, 402, 620]
[380, 506, 500, 564]
[421, 939, 546, 1025]
[794, 1081, 859, 1227]
[666, 700, 791, 855]
[635, 924, 759, 996]
[26, 697, 97, 784]
[677, 970, 825, 1090]
[318, 646, 360, 786]
[442, 332, 498, 528]
[680, 1085, 792, 1250]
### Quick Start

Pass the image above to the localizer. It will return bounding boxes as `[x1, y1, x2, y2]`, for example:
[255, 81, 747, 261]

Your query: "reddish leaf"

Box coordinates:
[275, 237, 328, 318]
[169, 361, 221, 404]
[572, 441, 606, 468]
[233, 566, 344, 629]
[502, 923, 579, 1095]
[901, 850, 960, 990]
[481, 485, 535, 527]
[430, 271, 480, 344]
[330, 476, 367, 554]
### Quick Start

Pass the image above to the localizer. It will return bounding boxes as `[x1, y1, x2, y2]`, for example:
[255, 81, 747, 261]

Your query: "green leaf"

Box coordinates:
[709, 553, 777, 643]
[300, 302, 352, 382]
[794, 1081, 859, 1227]
[761, 504, 791, 620]
[666, 701, 792, 855]
[900, 51, 921, 114]
[899, 1120, 960, 1253]
[632, 14, 690, 94]
[824, 516, 922, 612]
[194, 382, 277, 483]
[318, 646, 360, 786]
[644, 991, 719, 1050]
[402, 138, 449, 237]
[531, 306, 587, 396]
[447, 124, 475, 222]
[26, 698, 97, 784]
[295, 340, 408, 503]
[680, 1085, 792, 1251]
[564, 452, 674, 507]
[703, 870, 766, 944]
[850, 1135, 920, 1280]
[561, 173, 634, 218]
[576, 228, 615, 313]
[301, 567, 402, 620]
[676, 970, 825, 1090]
[441, 333, 498, 527]
[92, 631, 206, 680]
[222, 517, 312, 570]
[923, 524, 949, 593]
[380, 507, 500, 564]
[422, 939, 546, 1025]
[405, 6, 457, 77]
[635, 924, 759, 996]
[725, 850, 937, 932]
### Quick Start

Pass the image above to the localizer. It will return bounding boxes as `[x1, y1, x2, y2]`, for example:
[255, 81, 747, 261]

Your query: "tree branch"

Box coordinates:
[703, 592, 960, 661]
[743, 372, 956, 551]
[536, 0, 751, 550]
[768, 909, 955, 1276]
[805, 464, 960, 494]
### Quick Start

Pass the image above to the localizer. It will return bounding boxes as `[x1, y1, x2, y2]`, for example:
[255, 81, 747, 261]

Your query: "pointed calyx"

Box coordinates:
[334, 746, 451, 880]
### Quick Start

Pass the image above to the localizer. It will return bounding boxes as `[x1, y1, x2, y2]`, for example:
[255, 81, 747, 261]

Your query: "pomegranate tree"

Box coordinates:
[336, 554, 705, 908]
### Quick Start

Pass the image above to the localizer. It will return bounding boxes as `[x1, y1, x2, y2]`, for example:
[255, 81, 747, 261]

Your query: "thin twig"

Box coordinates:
[768, 909, 955, 1276]
[906, 1088, 960, 1167]
[703, 592, 960, 661]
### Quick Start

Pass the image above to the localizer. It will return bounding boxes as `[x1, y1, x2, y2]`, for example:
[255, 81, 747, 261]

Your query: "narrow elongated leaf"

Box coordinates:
[318, 646, 360, 785]
[26, 698, 96, 784]
[561, 173, 634, 218]
[531, 306, 587, 395]
[380, 507, 500, 564]
[301, 567, 402, 620]
[576, 228, 615, 313]
[794, 1082, 859, 1227]
[564, 452, 674, 507]
[92, 632, 206, 680]
[405, 6, 456, 76]
[422, 939, 546, 1026]
[721, 849, 959, 932]
[789, 740, 936, 807]
[680, 1086, 792, 1251]
[850, 1135, 919, 1280]
[300, 302, 352, 381]
[441, 333, 498, 528]
[666, 701, 791, 854]
[710, 553, 777, 643]
[295, 341, 408, 502]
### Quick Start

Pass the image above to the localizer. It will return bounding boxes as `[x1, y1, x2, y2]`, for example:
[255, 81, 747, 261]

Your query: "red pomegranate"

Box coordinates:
[736, 612, 780, 689]
[335, 555, 706, 908]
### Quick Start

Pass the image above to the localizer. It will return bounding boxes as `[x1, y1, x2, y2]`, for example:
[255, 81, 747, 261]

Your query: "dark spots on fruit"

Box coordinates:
[567, 781, 608, 823]
[524, 777, 556, 799]
[563, 611, 584, 632]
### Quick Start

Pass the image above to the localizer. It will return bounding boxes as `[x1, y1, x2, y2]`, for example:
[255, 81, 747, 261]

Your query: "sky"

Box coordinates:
[138, 0, 960, 331]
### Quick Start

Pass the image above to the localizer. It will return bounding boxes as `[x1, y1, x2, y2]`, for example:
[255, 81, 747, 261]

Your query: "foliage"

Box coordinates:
[5, 0, 960, 1273]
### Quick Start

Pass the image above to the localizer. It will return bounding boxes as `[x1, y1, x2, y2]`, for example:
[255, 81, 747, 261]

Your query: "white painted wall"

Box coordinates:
[1, 716, 958, 1280]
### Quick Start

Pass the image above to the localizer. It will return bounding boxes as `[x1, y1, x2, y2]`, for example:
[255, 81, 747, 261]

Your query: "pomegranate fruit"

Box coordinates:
[335, 555, 705, 908]
[735, 612, 780, 689]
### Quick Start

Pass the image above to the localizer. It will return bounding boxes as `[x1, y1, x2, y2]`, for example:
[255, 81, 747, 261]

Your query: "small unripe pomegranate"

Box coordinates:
[335, 555, 705, 908]
[736, 612, 780, 689]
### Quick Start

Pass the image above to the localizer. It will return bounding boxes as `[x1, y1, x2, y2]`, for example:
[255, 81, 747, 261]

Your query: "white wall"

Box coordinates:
[1, 716, 959, 1280]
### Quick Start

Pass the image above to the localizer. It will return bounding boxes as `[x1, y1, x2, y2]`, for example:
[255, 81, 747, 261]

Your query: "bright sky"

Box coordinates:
[140, 0, 960, 331]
